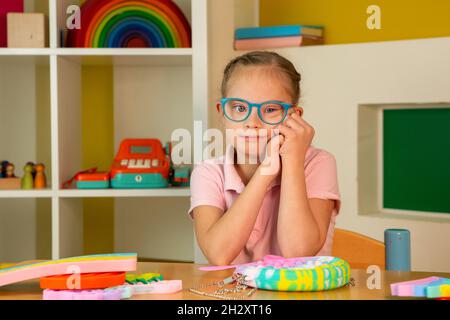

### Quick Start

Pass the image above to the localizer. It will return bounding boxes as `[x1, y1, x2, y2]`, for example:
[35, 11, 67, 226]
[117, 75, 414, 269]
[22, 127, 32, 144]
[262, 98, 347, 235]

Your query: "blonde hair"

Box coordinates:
[221, 51, 301, 104]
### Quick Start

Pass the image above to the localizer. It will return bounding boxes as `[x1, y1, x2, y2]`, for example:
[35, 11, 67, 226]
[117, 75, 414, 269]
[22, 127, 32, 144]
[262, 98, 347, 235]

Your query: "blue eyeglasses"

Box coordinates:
[220, 98, 294, 125]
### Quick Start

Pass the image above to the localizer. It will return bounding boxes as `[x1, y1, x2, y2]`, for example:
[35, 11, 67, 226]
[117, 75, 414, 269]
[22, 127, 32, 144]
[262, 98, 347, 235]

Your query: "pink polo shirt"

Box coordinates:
[188, 145, 341, 265]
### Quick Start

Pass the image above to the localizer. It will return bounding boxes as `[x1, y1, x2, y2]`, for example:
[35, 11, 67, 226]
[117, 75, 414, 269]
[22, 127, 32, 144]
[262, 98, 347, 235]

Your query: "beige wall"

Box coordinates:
[275, 39, 450, 272]
[207, 2, 450, 272]
[113, 65, 194, 261]
[36, 65, 52, 260]
[0, 59, 39, 261]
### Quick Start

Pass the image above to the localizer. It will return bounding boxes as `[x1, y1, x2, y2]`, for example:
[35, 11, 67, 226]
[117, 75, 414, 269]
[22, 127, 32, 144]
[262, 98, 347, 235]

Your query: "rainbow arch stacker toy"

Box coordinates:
[65, 0, 191, 48]
[0, 253, 137, 287]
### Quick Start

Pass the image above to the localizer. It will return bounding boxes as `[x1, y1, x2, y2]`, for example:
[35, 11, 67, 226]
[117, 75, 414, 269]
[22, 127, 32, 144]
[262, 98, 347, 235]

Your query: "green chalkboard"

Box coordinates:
[383, 108, 450, 214]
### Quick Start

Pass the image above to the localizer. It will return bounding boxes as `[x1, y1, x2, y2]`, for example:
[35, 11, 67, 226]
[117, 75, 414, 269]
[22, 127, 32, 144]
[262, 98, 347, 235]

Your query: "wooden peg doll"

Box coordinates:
[22, 164, 34, 190]
[0, 162, 20, 190]
[26, 162, 36, 179]
[1, 161, 9, 177]
[6, 163, 15, 178]
[34, 163, 47, 189]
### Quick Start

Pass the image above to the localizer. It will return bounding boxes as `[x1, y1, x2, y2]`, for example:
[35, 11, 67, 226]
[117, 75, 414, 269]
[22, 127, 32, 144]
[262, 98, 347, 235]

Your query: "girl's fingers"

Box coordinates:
[290, 112, 315, 136]
[285, 117, 304, 132]
[291, 112, 312, 128]
[266, 134, 282, 157]
[279, 134, 285, 146]
[270, 134, 285, 147]
[276, 124, 296, 139]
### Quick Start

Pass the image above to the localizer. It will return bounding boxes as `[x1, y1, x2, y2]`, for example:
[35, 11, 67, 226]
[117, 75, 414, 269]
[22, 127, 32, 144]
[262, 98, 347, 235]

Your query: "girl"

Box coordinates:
[188, 51, 340, 266]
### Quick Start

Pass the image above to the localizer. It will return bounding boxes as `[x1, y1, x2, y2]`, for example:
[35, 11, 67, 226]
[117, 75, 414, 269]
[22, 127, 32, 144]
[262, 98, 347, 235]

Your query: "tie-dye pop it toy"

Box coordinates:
[190, 255, 351, 299]
[233, 255, 351, 291]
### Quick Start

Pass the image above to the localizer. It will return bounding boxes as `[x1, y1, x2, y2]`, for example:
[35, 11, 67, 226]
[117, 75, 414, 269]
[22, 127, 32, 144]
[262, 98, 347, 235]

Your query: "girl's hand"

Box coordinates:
[276, 111, 315, 165]
[259, 134, 285, 178]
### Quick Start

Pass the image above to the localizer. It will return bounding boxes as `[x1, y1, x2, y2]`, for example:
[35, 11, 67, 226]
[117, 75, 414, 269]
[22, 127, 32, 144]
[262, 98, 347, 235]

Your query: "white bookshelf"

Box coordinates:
[0, 188, 191, 199]
[0, 48, 194, 56]
[0, 190, 53, 198]
[58, 188, 191, 198]
[0, 0, 207, 262]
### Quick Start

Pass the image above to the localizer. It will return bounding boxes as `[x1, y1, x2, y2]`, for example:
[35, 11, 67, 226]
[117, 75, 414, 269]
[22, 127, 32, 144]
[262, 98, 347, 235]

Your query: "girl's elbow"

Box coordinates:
[283, 249, 315, 259]
[282, 237, 324, 258]
[199, 236, 236, 266]
[207, 253, 233, 266]
[203, 246, 234, 266]
[308, 232, 326, 256]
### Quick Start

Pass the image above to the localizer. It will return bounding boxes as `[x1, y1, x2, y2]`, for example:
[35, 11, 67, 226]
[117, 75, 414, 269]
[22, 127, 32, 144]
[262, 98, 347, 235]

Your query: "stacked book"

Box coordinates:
[234, 25, 324, 51]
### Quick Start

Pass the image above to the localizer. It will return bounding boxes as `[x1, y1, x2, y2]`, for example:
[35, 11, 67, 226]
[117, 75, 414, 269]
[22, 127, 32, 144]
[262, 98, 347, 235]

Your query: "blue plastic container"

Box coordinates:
[384, 229, 411, 271]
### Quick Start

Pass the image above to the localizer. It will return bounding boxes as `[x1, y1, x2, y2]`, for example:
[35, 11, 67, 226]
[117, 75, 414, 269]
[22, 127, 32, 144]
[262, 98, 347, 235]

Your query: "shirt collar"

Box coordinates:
[223, 144, 281, 193]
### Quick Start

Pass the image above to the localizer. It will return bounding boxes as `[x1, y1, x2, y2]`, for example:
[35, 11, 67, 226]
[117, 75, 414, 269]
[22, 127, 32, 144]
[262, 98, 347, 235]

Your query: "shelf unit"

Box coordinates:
[0, 48, 194, 56]
[0, 0, 207, 262]
[0, 190, 53, 198]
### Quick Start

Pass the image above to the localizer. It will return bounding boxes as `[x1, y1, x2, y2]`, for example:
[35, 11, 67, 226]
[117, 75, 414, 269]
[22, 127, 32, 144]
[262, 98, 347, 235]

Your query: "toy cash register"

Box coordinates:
[110, 139, 171, 189]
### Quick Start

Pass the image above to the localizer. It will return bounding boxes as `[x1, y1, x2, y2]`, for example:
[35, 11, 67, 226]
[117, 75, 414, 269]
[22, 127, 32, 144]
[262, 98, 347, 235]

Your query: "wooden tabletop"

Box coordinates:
[1, 262, 449, 300]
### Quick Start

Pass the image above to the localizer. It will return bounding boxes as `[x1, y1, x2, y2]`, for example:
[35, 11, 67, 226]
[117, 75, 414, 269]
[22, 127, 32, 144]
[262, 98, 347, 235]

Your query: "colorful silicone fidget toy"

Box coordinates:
[238, 255, 350, 291]
[125, 272, 163, 284]
[43, 285, 133, 300]
[197, 255, 351, 293]
[391, 277, 450, 298]
[40, 272, 126, 290]
[43, 280, 182, 300]
[127, 280, 183, 295]
[123, 273, 182, 294]
[0, 253, 137, 287]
